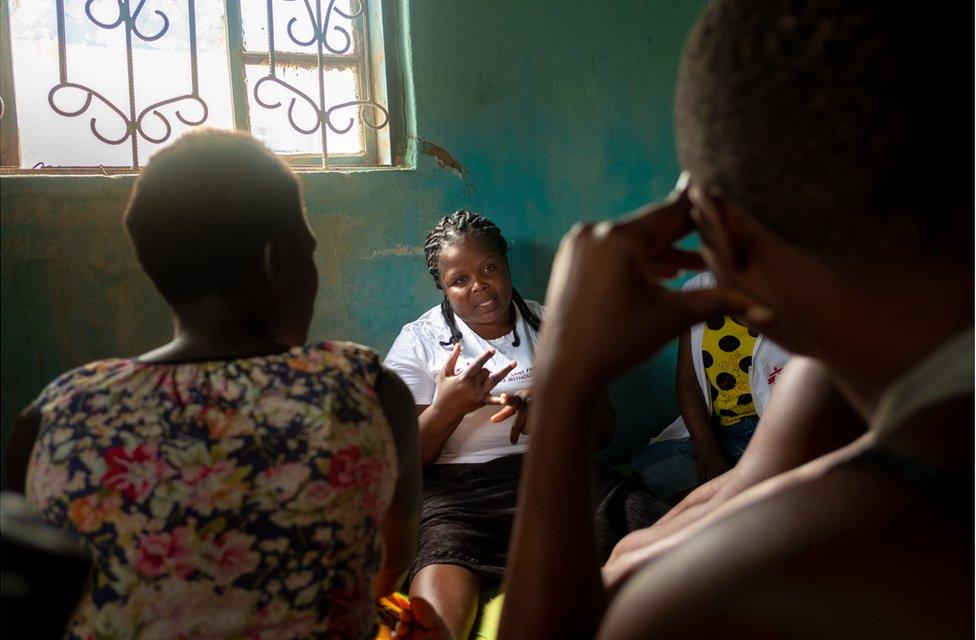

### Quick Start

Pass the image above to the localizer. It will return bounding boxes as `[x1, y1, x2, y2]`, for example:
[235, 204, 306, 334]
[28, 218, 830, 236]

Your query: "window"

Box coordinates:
[0, 0, 406, 171]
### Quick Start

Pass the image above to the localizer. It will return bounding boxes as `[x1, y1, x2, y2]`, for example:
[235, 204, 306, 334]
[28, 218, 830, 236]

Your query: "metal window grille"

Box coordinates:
[0, 0, 398, 171]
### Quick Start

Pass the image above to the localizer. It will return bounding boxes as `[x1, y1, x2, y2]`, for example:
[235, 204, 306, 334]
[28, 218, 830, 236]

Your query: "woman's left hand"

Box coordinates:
[487, 389, 532, 443]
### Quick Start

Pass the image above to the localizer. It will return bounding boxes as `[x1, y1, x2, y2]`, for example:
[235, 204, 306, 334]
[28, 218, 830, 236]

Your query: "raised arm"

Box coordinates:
[499, 182, 750, 639]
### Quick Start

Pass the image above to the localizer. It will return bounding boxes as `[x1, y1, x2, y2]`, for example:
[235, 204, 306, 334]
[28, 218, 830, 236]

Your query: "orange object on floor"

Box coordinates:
[376, 592, 411, 638]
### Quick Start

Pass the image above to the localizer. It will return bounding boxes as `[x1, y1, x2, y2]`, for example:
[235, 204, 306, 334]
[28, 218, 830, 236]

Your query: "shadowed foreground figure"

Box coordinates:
[494, 2, 972, 638]
[6, 130, 422, 639]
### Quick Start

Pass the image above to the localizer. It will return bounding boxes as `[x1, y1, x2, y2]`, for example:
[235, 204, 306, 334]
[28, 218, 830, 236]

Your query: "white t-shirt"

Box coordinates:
[384, 300, 544, 464]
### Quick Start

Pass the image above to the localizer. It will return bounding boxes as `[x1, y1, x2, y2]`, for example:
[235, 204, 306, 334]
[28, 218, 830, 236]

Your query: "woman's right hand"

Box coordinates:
[432, 343, 517, 423]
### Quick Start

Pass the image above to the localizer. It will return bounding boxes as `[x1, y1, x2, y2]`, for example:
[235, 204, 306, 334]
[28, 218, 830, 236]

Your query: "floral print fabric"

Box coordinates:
[26, 341, 397, 640]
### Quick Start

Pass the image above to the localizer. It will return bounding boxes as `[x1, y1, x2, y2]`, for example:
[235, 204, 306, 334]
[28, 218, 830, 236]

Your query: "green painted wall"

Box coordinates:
[1, 1, 703, 480]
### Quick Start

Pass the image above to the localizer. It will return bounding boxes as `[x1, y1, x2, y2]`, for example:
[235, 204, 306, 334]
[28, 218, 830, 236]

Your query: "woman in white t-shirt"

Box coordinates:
[385, 211, 665, 639]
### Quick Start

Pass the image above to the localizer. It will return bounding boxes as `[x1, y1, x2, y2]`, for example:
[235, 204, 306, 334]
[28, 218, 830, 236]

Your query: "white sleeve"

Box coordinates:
[752, 338, 791, 416]
[383, 327, 437, 405]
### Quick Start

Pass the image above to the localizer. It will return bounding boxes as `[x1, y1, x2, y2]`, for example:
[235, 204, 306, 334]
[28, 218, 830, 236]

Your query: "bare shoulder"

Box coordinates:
[601, 464, 972, 639]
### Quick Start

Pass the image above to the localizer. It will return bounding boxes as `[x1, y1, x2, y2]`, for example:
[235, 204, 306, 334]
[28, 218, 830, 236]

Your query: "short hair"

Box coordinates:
[676, 1, 969, 265]
[124, 129, 303, 304]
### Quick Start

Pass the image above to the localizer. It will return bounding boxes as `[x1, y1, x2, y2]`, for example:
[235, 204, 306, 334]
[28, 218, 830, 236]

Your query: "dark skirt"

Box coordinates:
[407, 453, 668, 585]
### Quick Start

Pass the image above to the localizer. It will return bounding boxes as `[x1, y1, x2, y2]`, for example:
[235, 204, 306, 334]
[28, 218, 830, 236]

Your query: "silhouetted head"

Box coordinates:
[124, 129, 318, 345]
[676, 0, 968, 268]
[675, 1, 970, 356]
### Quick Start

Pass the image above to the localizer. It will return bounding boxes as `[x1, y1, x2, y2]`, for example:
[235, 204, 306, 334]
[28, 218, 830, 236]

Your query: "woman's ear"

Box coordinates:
[690, 186, 753, 276]
[262, 235, 287, 289]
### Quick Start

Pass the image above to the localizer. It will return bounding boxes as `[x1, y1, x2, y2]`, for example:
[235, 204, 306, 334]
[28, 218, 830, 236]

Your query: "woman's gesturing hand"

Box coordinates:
[433, 343, 517, 422]
[487, 390, 532, 444]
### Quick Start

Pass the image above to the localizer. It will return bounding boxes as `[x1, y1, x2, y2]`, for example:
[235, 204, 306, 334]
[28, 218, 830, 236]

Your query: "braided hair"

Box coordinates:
[424, 210, 542, 348]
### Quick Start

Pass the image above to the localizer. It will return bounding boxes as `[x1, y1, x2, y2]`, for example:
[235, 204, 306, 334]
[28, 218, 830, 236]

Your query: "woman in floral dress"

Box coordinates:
[6, 130, 421, 640]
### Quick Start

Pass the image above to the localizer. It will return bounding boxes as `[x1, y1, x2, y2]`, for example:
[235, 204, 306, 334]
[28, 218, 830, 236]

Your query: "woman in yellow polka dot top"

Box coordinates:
[630, 272, 791, 502]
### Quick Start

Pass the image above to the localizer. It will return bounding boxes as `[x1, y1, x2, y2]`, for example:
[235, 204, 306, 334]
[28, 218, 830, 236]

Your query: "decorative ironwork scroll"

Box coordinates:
[48, 0, 209, 168]
[252, 0, 389, 164]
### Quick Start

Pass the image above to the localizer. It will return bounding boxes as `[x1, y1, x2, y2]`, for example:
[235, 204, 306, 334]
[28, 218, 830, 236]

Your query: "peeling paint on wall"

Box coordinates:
[417, 139, 465, 180]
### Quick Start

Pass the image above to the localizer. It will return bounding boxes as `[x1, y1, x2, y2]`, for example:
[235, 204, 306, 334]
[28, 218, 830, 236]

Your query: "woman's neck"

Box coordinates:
[139, 298, 289, 363]
[138, 332, 288, 363]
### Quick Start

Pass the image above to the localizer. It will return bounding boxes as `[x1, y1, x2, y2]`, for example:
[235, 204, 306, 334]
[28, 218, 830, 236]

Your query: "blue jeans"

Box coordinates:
[630, 415, 759, 503]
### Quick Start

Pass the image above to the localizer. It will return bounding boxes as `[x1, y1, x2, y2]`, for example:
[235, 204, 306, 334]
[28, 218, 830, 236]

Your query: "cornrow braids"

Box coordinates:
[423, 209, 543, 348]
[511, 289, 542, 335]
[439, 297, 462, 347]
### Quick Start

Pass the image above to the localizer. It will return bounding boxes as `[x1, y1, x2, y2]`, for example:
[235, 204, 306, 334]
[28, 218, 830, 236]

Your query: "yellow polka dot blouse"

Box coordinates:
[701, 316, 758, 426]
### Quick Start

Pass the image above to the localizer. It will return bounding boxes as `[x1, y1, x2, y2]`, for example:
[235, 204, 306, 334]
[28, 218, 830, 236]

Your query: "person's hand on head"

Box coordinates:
[487, 389, 532, 443]
[432, 343, 517, 422]
[537, 173, 755, 390]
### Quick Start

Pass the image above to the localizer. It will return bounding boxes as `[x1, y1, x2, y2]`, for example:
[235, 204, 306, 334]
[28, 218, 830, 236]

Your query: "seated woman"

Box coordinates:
[629, 272, 790, 502]
[384, 211, 664, 640]
[5, 129, 421, 640]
